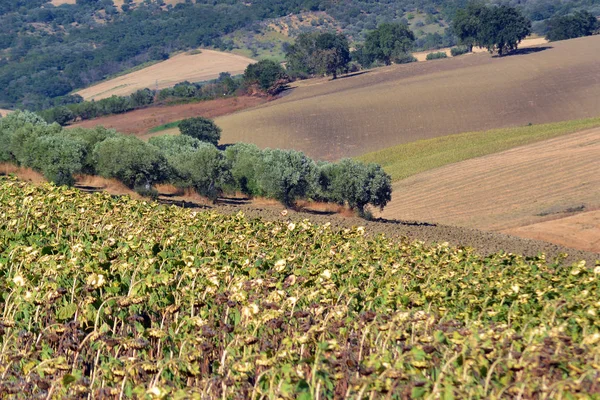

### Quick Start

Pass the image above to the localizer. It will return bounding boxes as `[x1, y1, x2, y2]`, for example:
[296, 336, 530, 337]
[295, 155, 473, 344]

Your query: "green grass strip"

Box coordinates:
[357, 117, 600, 182]
[148, 120, 182, 133]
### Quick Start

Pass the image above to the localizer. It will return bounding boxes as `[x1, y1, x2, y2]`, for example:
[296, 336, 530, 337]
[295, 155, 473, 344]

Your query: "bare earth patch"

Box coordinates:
[503, 210, 600, 253]
[75, 49, 255, 101]
[375, 128, 600, 251]
[69, 96, 267, 137]
[0, 109, 13, 117]
[216, 36, 600, 161]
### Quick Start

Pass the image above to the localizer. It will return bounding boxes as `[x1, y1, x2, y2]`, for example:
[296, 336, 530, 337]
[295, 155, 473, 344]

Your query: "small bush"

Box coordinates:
[393, 52, 417, 64]
[426, 51, 448, 60]
[178, 117, 221, 146]
[450, 46, 469, 57]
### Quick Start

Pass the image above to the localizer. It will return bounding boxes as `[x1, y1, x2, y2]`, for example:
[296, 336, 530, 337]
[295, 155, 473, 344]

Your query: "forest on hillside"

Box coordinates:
[0, 0, 598, 110]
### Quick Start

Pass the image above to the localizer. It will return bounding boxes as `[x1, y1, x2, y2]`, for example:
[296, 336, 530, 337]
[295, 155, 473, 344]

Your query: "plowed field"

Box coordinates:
[216, 36, 600, 160]
[75, 49, 255, 101]
[375, 128, 600, 249]
[69, 96, 266, 137]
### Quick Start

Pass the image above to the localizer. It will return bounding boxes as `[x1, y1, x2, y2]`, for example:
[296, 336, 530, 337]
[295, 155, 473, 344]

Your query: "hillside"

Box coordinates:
[75, 50, 255, 101]
[2, 0, 598, 109]
[1, 177, 599, 397]
[215, 36, 600, 161]
[376, 128, 600, 251]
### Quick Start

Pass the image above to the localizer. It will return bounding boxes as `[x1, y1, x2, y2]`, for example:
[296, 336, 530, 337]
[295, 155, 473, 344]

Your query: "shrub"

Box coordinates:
[426, 51, 448, 60]
[393, 52, 417, 64]
[93, 135, 170, 189]
[178, 117, 221, 146]
[450, 46, 469, 57]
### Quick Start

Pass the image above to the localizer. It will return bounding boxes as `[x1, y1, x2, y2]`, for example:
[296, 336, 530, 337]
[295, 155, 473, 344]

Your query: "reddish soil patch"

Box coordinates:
[69, 96, 267, 137]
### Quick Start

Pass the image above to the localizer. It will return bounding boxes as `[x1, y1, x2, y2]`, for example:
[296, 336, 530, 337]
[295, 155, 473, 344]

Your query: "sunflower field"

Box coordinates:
[0, 177, 599, 399]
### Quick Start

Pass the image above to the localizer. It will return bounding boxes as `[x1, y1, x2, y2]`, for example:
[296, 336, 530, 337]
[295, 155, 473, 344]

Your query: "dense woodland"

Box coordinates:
[0, 0, 598, 110]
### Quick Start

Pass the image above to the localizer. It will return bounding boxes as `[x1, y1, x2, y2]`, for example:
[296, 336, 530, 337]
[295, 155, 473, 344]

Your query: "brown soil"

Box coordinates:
[75, 49, 255, 101]
[216, 36, 600, 161]
[503, 210, 600, 253]
[69, 96, 267, 137]
[376, 128, 600, 246]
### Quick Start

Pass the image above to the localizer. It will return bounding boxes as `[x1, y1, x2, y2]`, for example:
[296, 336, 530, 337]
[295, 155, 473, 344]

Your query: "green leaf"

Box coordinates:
[62, 374, 76, 387]
[57, 303, 77, 321]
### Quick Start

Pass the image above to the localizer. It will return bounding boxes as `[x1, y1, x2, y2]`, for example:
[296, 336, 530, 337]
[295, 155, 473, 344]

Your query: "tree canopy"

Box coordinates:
[452, 3, 532, 56]
[178, 117, 222, 146]
[285, 32, 350, 79]
[363, 23, 416, 66]
[546, 11, 599, 41]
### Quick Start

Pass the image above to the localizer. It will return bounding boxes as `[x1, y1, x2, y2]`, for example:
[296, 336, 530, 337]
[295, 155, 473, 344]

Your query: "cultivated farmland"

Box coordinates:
[216, 36, 600, 161]
[375, 128, 600, 250]
[75, 50, 255, 101]
[1, 177, 599, 398]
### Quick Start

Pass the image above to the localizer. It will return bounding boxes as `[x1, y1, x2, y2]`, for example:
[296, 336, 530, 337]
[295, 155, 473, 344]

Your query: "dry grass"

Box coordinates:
[0, 109, 13, 117]
[216, 36, 600, 161]
[0, 163, 46, 184]
[376, 128, 600, 234]
[412, 37, 548, 61]
[75, 49, 255, 101]
[74, 175, 139, 198]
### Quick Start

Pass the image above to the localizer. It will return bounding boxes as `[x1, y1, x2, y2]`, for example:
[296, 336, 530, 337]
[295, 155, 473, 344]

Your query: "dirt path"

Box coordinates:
[376, 128, 600, 247]
[75, 49, 255, 101]
[69, 96, 267, 137]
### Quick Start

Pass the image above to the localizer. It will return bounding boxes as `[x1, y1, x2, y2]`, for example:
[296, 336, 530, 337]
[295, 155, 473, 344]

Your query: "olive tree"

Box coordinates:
[26, 134, 86, 186]
[223, 142, 264, 196]
[318, 159, 392, 215]
[93, 135, 170, 190]
[149, 134, 231, 201]
[256, 149, 318, 207]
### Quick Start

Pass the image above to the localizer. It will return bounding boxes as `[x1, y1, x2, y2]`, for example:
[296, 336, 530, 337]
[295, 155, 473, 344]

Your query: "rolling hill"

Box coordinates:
[215, 35, 600, 161]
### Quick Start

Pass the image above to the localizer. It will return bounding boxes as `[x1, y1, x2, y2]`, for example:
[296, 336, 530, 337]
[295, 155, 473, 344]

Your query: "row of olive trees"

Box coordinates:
[0, 111, 392, 215]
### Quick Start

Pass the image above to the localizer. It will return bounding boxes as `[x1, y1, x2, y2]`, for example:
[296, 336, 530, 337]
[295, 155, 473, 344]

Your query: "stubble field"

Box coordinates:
[75, 49, 255, 101]
[216, 35, 600, 161]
